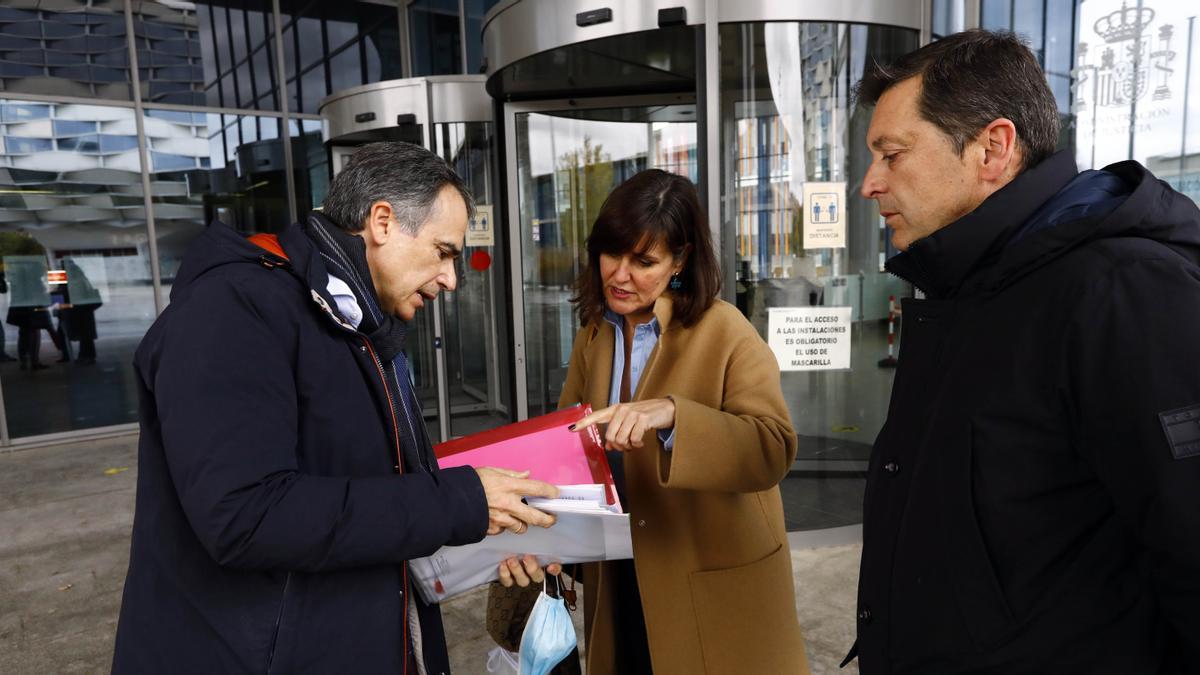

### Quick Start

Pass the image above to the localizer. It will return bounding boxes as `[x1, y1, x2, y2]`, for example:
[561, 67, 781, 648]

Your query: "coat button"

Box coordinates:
[393, 464, 401, 473]
[883, 461, 900, 475]
[858, 607, 873, 623]
[637, 519, 646, 527]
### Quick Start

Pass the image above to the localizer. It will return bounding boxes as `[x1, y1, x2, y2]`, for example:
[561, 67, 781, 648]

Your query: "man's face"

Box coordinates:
[365, 185, 467, 321]
[861, 77, 986, 251]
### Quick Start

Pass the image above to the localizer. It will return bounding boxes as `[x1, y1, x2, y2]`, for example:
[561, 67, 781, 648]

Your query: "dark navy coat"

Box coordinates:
[113, 219, 488, 674]
[851, 153, 1200, 674]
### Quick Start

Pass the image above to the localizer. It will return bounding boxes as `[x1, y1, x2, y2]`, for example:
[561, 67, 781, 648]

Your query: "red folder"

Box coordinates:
[435, 405, 621, 509]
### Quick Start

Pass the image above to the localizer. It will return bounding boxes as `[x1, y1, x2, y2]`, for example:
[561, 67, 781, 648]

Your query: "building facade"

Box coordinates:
[1, 0, 1196, 536]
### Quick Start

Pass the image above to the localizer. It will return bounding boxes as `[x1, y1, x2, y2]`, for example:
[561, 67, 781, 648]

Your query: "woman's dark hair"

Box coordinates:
[573, 169, 721, 328]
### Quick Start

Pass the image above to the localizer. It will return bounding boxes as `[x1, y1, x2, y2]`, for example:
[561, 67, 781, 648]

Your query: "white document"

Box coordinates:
[410, 485, 632, 603]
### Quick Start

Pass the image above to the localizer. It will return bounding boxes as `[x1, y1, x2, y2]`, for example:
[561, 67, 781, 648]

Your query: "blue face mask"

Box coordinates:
[519, 579, 578, 675]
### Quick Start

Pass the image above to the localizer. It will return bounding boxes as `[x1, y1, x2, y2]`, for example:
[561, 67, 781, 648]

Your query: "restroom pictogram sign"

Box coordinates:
[803, 182, 846, 249]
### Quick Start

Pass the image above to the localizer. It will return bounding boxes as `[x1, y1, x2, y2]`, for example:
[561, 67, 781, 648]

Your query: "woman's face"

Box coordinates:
[599, 237, 682, 319]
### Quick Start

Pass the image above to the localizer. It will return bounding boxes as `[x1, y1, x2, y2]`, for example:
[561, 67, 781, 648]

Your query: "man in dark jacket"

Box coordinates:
[846, 30, 1200, 674]
[113, 142, 559, 674]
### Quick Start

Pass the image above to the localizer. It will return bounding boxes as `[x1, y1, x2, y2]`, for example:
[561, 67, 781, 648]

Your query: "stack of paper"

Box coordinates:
[526, 483, 622, 514]
[410, 483, 632, 602]
[410, 408, 634, 603]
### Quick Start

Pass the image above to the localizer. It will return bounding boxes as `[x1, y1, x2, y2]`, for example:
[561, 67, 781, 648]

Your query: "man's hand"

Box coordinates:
[570, 398, 676, 451]
[497, 554, 563, 587]
[475, 467, 559, 535]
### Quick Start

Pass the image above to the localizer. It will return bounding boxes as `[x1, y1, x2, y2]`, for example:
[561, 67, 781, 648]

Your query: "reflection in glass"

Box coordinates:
[0, 101, 156, 437]
[410, 0, 462, 76]
[193, 0, 275, 110]
[281, 1, 402, 114]
[433, 121, 512, 438]
[0, 6, 131, 100]
[145, 109, 293, 300]
[464, 0, 489, 75]
[720, 22, 917, 530]
[513, 104, 697, 416]
[931, 0, 966, 38]
[133, 1, 206, 106]
[1070, 0, 1200, 206]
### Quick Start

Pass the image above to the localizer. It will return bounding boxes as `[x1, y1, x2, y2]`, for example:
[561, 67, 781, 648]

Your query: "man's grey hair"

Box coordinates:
[321, 141, 474, 234]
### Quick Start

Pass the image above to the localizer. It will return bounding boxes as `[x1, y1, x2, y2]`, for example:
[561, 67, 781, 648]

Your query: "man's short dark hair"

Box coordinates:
[855, 29, 1059, 172]
[321, 141, 473, 233]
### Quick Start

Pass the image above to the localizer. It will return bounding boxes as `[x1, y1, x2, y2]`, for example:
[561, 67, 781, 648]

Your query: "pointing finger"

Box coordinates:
[570, 406, 615, 431]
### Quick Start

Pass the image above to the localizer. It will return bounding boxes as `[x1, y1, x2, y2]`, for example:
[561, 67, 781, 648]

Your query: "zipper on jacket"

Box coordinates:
[265, 572, 292, 674]
[360, 336, 411, 675]
[299, 277, 419, 674]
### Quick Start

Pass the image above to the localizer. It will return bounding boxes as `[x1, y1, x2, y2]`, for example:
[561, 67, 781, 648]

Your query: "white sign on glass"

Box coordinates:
[767, 306, 852, 371]
[466, 204, 495, 247]
[1073, 0, 1194, 182]
[803, 182, 847, 249]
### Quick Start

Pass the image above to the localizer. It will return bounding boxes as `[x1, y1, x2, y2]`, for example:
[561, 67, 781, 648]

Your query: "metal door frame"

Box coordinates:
[503, 93, 697, 420]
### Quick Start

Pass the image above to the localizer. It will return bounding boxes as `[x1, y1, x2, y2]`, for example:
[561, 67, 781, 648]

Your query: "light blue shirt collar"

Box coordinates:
[326, 274, 363, 329]
[603, 308, 675, 450]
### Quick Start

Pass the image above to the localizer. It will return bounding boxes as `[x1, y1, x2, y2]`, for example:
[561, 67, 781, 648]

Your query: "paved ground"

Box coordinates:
[0, 435, 861, 674]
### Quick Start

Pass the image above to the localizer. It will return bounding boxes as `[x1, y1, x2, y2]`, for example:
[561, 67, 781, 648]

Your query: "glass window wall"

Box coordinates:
[281, 0, 402, 114]
[146, 108, 298, 304]
[0, 101, 156, 438]
[192, 0, 277, 111]
[512, 102, 698, 417]
[410, 0, 462, 76]
[719, 22, 918, 530]
[0, 5, 131, 100]
[133, 1, 206, 107]
[433, 120, 512, 437]
[979, 0, 1200, 206]
[1071, 0, 1200, 203]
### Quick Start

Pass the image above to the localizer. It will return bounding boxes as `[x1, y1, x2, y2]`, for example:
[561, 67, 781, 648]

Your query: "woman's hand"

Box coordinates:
[570, 398, 676, 451]
[497, 554, 563, 588]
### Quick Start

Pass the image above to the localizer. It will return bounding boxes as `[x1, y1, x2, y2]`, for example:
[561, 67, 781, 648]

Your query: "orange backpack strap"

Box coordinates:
[248, 233, 289, 261]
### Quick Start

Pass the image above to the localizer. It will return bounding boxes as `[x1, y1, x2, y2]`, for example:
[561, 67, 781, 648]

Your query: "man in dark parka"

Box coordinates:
[846, 30, 1200, 674]
[113, 142, 558, 674]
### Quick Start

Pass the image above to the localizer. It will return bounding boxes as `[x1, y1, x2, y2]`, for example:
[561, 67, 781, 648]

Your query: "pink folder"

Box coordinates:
[435, 405, 621, 510]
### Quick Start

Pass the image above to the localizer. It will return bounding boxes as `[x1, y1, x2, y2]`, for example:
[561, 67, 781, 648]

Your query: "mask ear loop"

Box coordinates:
[546, 572, 561, 598]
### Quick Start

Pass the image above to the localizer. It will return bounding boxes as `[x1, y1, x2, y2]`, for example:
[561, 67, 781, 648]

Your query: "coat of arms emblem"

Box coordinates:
[1073, 2, 1177, 111]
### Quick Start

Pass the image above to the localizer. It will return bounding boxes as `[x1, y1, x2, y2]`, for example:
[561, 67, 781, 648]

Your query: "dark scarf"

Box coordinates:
[301, 210, 432, 473]
[302, 211, 408, 362]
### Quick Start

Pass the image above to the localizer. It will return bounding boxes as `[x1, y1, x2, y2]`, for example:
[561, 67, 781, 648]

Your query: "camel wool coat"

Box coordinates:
[559, 296, 810, 675]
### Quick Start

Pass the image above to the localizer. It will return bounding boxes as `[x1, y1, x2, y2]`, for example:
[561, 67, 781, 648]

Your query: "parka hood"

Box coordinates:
[887, 151, 1200, 298]
[169, 218, 328, 302]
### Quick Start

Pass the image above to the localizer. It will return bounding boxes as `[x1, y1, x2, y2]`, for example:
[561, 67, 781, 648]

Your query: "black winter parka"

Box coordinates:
[113, 219, 489, 674]
[852, 152, 1200, 674]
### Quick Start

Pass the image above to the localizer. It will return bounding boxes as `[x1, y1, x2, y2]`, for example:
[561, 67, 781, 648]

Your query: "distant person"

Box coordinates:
[0, 268, 15, 362]
[847, 30, 1200, 673]
[54, 259, 102, 365]
[3, 249, 63, 370]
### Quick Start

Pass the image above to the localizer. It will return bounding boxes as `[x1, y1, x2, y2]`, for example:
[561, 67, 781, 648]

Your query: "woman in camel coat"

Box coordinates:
[559, 170, 810, 674]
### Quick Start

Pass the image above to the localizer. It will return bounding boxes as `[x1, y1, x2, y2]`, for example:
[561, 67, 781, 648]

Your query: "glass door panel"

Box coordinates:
[510, 101, 697, 417]
[719, 22, 918, 530]
[433, 120, 513, 438]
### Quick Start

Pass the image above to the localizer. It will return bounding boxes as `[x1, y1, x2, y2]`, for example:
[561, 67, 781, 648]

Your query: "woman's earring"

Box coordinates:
[669, 273, 682, 290]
